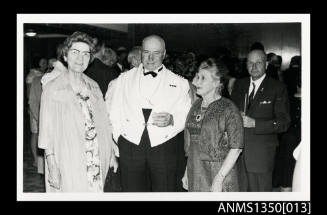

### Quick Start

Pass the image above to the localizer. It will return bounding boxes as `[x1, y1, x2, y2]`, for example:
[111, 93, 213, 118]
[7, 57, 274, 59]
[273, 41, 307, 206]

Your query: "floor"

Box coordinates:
[23, 92, 45, 193]
[23, 104, 45, 193]
[23, 144, 45, 192]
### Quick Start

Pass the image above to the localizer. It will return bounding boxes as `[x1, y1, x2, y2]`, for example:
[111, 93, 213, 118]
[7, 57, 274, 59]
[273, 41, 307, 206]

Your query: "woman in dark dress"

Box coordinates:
[182, 58, 244, 192]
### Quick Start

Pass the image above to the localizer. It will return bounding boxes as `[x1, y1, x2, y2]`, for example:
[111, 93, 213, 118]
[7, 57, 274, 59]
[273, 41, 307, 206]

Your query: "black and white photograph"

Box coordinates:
[17, 14, 310, 202]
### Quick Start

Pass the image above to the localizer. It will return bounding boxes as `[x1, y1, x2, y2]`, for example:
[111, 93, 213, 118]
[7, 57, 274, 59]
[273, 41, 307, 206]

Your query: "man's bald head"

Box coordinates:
[141, 35, 166, 71]
[247, 49, 267, 62]
[142, 35, 166, 51]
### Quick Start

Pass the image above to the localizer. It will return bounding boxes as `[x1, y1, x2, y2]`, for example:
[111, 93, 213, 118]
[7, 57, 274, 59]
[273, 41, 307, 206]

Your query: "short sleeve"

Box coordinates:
[225, 102, 244, 149]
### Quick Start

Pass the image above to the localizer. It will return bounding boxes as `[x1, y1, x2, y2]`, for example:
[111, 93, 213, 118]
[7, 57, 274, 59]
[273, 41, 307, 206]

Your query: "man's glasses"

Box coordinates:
[247, 61, 265, 68]
[142, 50, 163, 58]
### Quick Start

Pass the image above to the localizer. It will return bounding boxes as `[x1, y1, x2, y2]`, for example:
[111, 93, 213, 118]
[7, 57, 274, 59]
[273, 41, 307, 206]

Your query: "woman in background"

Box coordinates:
[26, 57, 48, 167]
[127, 46, 142, 69]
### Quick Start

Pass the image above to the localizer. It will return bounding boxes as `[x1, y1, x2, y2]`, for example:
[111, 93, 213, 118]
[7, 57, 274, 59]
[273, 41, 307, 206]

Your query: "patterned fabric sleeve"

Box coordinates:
[184, 128, 191, 157]
[225, 101, 244, 149]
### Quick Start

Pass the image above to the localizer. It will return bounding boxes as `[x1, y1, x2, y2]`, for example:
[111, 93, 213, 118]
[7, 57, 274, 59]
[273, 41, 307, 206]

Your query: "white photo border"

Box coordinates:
[17, 13, 310, 201]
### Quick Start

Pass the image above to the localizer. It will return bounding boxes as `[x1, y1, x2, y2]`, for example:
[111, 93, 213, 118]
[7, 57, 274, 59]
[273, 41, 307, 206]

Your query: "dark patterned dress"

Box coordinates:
[185, 97, 244, 192]
[76, 91, 103, 192]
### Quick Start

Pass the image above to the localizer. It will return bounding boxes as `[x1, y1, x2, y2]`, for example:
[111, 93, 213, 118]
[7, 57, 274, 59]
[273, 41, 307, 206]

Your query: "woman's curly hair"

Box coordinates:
[198, 58, 229, 95]
[59, 31, 97, 67]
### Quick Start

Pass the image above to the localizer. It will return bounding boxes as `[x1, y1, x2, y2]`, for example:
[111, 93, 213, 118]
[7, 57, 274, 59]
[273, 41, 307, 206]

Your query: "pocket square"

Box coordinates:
[260, 100, 271, 104]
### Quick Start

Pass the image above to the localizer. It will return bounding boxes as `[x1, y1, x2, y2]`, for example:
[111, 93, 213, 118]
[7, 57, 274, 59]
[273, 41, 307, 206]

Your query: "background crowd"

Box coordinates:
[24, 32, 302, 193]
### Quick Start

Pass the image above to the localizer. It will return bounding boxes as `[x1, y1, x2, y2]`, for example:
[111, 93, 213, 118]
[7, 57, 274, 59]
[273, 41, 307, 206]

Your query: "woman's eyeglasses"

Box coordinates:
[69, 49, 91, 58]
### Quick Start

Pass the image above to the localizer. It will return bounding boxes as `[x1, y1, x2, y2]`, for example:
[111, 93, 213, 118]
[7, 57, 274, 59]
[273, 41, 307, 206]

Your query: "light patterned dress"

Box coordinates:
[76, 91, 103, 192]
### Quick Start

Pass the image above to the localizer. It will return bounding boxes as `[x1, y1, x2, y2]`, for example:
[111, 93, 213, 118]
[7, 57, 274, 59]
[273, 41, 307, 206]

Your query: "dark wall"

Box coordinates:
[23, 23, 301, 75]
[23, 24, 130, 77]
[23, 35, 129, 76]
[24, 37, 65, 77]
[234, 23, 301, 70]
[133, 23, 301, 70]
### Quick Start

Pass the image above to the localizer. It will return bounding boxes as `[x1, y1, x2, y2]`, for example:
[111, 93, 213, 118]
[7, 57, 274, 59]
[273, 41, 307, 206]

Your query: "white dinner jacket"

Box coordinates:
[109, 64, 191, 148]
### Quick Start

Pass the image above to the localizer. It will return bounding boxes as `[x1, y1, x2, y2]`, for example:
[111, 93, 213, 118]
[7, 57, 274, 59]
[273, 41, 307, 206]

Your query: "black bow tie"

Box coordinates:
[144, 71, 157, 77]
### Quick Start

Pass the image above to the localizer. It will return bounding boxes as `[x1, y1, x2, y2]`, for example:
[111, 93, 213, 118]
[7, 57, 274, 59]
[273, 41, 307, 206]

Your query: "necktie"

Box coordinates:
[144, 71, 157, 77]
[247, 82, 256, 110]
[143, 66, 163, 78]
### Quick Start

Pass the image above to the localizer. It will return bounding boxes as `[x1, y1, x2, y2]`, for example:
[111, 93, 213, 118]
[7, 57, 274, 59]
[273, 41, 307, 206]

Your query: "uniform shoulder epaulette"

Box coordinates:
[171, 71, 186, 80]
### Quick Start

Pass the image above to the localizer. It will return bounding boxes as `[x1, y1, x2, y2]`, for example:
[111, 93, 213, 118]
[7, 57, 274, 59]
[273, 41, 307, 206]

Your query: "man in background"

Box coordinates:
[231, 49, 290, 191]
[84, 40, 120, 97]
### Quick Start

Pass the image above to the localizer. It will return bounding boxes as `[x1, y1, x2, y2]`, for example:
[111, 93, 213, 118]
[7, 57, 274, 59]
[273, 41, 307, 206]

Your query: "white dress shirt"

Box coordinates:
[140, 66, 163, 108]
[248, 73, 266, 97]
[109, 63, 192, 149]
[117, 63, 123, 71]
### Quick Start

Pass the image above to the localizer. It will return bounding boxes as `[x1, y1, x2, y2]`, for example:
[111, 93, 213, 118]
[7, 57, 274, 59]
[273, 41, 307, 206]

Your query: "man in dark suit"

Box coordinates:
[84, 42, 120, 98]
[231, 49, 290, 192]
[112, 46, 128, 75]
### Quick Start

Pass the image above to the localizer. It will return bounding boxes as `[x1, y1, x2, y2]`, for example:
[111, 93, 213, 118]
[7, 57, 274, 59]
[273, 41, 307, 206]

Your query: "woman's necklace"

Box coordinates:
[195, 103, 207, 122]
[195, 96, 222, 122]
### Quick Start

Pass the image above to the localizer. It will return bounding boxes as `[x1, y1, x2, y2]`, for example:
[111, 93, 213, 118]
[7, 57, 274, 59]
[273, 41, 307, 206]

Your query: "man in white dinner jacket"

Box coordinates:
[109, 35, 191, 191]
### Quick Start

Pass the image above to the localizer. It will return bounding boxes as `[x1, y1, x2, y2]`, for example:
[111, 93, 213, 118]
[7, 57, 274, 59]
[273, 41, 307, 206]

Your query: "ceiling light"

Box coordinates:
[25, 29, 37, 37]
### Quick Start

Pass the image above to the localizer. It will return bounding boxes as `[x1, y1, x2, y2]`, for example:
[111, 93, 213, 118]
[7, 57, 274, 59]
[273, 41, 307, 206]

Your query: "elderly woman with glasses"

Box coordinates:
[38, 31, 118, 192]
[182, 58, 244, 192]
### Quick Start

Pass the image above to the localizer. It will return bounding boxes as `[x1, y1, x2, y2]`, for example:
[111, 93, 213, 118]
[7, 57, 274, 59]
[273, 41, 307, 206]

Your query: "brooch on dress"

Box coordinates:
[195, 113, 203, 122]
[196, 105, 207, 122]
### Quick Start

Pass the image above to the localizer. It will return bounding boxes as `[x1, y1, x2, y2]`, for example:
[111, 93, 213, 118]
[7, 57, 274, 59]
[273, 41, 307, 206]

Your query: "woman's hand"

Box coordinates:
[48, 164, 61, 189]
[46, 154, 61, 190]
[210, 173, 224, 192]
[109, 155, 118, 173]
[48, 166, 61, 189]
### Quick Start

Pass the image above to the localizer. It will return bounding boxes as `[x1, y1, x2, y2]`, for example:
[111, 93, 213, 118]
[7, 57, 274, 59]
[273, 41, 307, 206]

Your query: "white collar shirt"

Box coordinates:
[139, 65, 164, 108]
[249, 73, 266, 96]
[117, 63, 123, 71]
